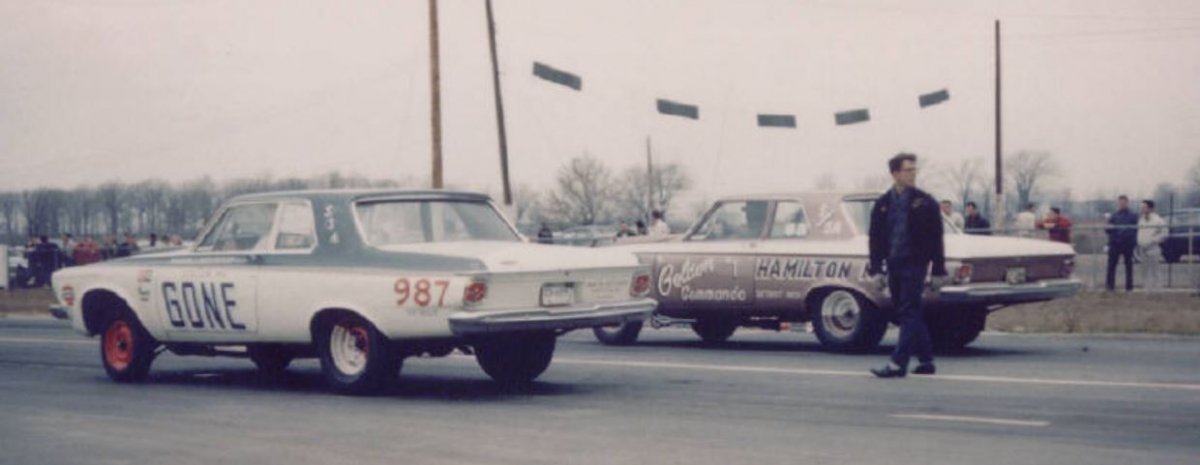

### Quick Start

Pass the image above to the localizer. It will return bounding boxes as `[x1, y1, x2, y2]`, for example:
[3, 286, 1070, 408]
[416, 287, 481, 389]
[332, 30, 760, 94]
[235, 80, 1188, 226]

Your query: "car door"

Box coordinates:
[653, 200, 767, 316]
[151, 201, 279, 342]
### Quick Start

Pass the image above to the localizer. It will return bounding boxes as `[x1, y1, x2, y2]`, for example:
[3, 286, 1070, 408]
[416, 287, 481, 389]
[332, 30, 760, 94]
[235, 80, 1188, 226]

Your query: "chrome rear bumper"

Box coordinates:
[448, 298, 657, 335]
[939, 278, 1083, 305]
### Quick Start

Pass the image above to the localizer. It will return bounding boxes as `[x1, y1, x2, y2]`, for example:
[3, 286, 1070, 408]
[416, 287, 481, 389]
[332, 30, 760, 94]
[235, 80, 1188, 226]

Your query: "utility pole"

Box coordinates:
[428, 0, 443, 188]
[485, 0, 513, 206]
[993, 19, 1004, 227]
[646, 137, 654, 219]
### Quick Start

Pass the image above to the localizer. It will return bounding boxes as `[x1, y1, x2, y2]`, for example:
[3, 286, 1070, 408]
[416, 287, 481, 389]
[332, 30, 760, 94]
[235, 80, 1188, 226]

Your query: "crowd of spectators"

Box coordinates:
[9, 232, 183, 288]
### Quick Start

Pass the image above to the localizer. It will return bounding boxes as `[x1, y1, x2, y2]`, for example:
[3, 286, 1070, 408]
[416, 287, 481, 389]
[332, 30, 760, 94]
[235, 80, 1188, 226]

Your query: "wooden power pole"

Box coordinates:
[993, 19, 1004, 227]
[428, 0, 444, 189]
[485, 0, 513, 206]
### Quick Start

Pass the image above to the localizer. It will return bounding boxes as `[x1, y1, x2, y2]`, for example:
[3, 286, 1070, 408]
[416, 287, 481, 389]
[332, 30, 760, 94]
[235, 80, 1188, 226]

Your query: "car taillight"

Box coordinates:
[1062, 258, 1075, 278]
[630, 272, 651, 297]
[463, 282, 488, 305]
[954, 263, 973, 284]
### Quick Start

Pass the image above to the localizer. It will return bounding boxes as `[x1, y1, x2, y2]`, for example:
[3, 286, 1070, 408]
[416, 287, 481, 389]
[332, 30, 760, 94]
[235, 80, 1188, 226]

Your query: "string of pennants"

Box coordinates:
[532, 61, 950, 127]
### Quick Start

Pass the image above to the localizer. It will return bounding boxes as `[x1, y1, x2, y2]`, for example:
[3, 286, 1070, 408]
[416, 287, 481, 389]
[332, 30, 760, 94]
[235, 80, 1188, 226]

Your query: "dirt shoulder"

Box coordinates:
[0, 288, 56, 319]
[987, 290, 1200, 336]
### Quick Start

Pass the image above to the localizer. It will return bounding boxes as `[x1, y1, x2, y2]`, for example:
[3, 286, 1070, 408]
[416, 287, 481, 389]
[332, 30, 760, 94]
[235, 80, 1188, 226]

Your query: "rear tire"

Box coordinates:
[248, 344, 294, 373]
[474, 331, 556, 386]
[592, 321, 643, 346]
[811, 290, 886, 352]
[316, 314, 396, 395]
[100, 308, 157, 383]
[926, 306, 988, 352]
[691, 318, 738, 344]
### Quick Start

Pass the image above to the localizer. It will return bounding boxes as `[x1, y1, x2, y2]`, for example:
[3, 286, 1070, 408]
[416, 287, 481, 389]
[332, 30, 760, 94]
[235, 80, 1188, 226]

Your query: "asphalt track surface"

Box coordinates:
[1, 319, 1197, 465]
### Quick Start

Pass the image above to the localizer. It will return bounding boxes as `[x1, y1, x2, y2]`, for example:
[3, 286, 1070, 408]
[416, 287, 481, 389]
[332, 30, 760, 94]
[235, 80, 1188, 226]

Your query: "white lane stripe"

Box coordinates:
[553, 358, 1200, 392]
[890, 414, 1050, 427]
[0, 336, 93, 346]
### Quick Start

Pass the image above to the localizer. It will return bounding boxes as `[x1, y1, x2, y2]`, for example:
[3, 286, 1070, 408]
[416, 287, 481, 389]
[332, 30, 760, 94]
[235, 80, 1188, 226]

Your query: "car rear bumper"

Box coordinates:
[448, 298, 657, 335]
[939, 278, 1083, 305]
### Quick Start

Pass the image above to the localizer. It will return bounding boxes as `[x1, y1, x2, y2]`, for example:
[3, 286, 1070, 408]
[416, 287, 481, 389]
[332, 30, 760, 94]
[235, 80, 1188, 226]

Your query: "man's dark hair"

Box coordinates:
[965, 201, 978, 209]
[1143, 200, 1155, 210]
[1050, 207, 1061, 215]
[651, 210, 663, 219]
[888, 153, 917, 173]
[1118, 194, 1128, 201]
[39, 235, 48, 243]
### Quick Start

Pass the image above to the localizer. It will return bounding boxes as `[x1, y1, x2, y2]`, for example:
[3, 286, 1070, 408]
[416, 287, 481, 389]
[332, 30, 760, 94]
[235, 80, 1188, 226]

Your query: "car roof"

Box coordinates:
[229, 189, 493, 204]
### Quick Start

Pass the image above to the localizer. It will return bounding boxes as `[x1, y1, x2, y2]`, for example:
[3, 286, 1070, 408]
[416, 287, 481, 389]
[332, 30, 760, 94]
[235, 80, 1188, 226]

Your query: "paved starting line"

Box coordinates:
[889, 413, 1050, 427]
[552, 358, 1200, 392]
[3, 336, 1198, 392]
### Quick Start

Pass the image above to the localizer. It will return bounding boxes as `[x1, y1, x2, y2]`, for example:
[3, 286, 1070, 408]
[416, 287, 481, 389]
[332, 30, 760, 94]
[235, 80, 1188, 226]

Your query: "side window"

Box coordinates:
[197, 203, 279, 252]
[690, 201, 770, 241]
[273, 202, 316, 250]
[769, 202, 809, 239]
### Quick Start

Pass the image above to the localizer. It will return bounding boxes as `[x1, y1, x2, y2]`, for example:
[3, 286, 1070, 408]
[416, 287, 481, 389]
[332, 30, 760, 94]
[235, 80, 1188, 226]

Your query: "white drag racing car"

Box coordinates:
[51, 190, 654, 393]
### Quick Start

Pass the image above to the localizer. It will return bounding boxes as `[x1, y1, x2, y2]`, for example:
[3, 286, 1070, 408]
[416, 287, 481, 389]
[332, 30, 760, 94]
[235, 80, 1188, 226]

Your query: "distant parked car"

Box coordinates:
[51, 190, 654, 394]
[555, 225, 618, 247]
[594, 192, 1082, 352]
[1162, 208, 1200, 263]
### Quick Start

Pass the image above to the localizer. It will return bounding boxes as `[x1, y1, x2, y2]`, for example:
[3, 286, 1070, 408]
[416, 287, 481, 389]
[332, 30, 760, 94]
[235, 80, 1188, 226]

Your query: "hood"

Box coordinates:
[376, 241, 639, 272]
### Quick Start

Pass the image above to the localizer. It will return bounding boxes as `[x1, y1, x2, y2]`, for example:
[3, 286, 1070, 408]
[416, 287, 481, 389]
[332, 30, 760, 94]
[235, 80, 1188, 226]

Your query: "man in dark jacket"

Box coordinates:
[867, 153, 947, 378]
[963, 201, 991, 235]
[1105, 195, 1138, 291]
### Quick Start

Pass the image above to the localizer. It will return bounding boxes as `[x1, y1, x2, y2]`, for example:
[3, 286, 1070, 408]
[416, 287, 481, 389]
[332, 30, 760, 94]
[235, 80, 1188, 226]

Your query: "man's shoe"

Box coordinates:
[870, 364, 906, 378]
[912, 363, 936, 375]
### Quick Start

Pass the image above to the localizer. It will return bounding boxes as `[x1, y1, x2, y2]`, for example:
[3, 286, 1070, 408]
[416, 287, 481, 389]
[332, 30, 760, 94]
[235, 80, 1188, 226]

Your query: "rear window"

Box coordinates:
[354, 200, 519, 246]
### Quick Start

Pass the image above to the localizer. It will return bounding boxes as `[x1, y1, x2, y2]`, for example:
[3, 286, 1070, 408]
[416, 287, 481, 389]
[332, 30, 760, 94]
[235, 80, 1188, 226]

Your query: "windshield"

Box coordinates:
[842, 199, 961, 236]
[354, 200, 519, 246]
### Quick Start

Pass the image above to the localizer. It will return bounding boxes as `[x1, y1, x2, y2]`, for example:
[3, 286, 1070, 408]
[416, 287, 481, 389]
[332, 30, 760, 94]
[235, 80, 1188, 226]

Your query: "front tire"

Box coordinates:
[811, 290, 886, 352]
[593, 321, 644, 346]
[474, 331, 556, 386]
[100, 309, 157, 383]
[316, 315, 397, 395]
[691, 317, 738, 344]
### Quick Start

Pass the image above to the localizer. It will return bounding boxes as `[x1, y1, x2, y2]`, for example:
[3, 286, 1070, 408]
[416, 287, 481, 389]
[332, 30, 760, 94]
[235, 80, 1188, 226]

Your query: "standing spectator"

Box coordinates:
[100, 235, 118, 260]
[939, 200, 965, 230]
[148, 233, 159, 249]
[73, 235, 103, 266]
[617, 220, 635, 238]
[59, 233, 76, 267]
[30, 235, 60, 287]
[963, 201, 992, 235]
[867, 153, 945, 378]
[536, 223, 554, 244]
[115, 233, 140, 258]
[1037, 207, 1073, 244]
[1137, 200, 1168, 289]
[1014, 203, 1037, 237]
[635, 220, 648, 236]
[1105, 195, 1139, 291]
[649, 210, 670, 237]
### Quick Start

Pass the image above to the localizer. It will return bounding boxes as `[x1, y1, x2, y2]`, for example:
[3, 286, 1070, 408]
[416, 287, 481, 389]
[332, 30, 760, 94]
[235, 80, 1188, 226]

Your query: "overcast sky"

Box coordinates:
[2, 0, 1199, 206]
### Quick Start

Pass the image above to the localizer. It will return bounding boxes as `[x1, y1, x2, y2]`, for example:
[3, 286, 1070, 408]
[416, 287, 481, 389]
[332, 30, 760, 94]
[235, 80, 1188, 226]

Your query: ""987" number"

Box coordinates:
[395, 278, 450, 307]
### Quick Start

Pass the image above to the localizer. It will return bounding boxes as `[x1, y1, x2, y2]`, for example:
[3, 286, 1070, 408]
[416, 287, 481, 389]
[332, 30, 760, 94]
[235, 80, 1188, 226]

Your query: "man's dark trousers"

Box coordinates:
[1106, 244, 1134, 291]
[888, 258, 933, 369]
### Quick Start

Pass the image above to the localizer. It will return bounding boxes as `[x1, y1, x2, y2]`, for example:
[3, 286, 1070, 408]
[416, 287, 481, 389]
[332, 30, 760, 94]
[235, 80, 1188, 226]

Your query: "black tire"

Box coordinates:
[248, 344, 294, 373]
[316, 314, 397, 395]
[474, 331, 556, 386]
[691, 318, 738, 344]
[926, 307, 988, 352]
[811, 289, 887, 352]
[99, 308, 157, 383]
[592, 321, 644, 346]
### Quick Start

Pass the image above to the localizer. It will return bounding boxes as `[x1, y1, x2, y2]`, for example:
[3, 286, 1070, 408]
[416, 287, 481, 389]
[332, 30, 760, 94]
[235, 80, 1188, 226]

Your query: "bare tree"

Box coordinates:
[856, 174, 892, 192]
[21, 189, 67, 236]
[935, 158, 984, 208]
[1186, 156, 1200, 207]
[1005, 150, 1060, 210]
[95, 182, 126, 235]
[0, 192, 22, 244]
[546, 155, 614, 225]
[615, 162, 691, 221]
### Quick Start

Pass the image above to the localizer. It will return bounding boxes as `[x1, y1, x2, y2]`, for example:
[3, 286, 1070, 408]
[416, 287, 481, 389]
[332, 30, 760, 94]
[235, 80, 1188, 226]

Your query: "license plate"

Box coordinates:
[1005, 267, 1027, 284]
[540, 283, 575, 307]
